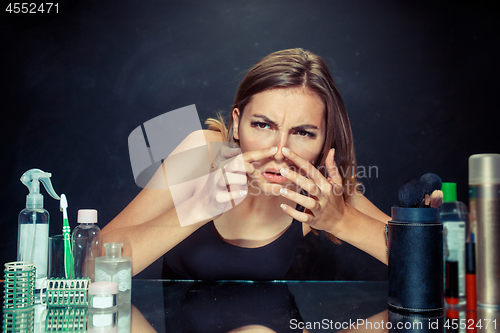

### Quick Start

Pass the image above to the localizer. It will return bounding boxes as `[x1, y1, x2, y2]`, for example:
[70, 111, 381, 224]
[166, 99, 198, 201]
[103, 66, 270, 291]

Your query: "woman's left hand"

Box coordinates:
[278, 147, 348, 233]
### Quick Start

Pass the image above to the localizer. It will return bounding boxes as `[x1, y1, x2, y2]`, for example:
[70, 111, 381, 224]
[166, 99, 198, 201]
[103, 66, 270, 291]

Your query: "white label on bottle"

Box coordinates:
[95, 267, 131, 291]
[91, 295, 114, 309]
[92, 313, 114, 327]
[116, 268, 132, 291]
[19, 224, 48, 278]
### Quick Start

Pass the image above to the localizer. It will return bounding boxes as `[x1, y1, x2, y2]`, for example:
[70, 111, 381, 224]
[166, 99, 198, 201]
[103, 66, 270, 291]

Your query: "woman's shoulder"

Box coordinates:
[202, 129, 225, 143]
[169, 130, 224, 156]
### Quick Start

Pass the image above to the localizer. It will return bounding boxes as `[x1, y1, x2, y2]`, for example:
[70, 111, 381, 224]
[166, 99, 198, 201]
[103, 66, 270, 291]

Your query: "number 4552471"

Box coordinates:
[6, 3, 59, 14]
[444, 319, 497, 330]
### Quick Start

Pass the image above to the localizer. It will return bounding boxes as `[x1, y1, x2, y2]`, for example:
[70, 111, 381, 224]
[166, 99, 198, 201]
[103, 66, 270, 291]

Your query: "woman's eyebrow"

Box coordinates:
[252, 114, 278, 126]
[251, 114, 320, 131]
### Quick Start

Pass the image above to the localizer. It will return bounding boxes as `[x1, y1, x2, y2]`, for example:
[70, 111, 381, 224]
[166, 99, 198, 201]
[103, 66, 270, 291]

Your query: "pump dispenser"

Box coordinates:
[95, 243, 131, 304]
[18, 168, 60, 299]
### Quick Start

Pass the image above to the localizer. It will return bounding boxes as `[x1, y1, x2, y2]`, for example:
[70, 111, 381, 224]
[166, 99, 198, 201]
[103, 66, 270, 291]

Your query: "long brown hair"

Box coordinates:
[207, 48, 359, 200]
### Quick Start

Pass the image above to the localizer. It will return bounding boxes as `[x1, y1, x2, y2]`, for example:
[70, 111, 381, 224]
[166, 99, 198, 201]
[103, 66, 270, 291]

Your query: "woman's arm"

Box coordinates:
[348, 192, 390, 224]
[100, 130, 224, 276]
[277, 148, 389, 265]
[328, 197, 388, 265]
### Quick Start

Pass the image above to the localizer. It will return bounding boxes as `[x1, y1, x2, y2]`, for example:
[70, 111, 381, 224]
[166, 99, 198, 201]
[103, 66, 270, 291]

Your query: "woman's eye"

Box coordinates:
[296, 130, 316, 138]
[251, 122, 271, 129]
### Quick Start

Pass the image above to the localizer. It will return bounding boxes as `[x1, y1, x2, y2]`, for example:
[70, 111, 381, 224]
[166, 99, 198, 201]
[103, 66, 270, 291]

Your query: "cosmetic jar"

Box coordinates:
[88, 281, 119, 333]
[88, 281, 118, 309]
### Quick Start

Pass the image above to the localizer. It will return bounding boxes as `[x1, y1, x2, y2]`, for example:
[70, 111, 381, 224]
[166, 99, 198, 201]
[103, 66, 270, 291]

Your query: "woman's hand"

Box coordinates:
[277, 147, 390, 265]
[175, 145, 247, 226]
[178, 145, 279, 226]
[277, 147, 348, 233]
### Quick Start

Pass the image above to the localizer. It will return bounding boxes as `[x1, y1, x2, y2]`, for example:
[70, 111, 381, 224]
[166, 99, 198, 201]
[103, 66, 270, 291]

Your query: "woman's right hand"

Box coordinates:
[175, 145, 279, 226]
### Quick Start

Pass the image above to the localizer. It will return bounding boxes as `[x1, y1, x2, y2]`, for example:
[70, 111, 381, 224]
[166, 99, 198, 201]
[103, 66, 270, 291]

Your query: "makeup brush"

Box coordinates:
[398, 179, 426, 208]
[419, 173, 443, 207]
[420, 173, 442, 195]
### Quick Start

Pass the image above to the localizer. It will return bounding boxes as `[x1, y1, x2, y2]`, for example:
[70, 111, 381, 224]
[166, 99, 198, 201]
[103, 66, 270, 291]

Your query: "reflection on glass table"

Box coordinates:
[132, 280, 389, 332]
[2, 280, 498, 333]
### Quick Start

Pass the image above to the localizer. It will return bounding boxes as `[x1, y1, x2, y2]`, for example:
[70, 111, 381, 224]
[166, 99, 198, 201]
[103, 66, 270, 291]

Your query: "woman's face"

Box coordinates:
[232, 87, 326, 196]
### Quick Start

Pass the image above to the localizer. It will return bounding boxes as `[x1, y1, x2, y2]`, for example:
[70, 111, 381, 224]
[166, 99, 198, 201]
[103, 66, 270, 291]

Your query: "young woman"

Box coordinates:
[101, 48, 391, 279]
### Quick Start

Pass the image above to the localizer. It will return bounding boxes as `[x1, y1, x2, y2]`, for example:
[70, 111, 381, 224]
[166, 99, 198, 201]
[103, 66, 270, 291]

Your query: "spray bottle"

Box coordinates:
[18, 168, 60, 300]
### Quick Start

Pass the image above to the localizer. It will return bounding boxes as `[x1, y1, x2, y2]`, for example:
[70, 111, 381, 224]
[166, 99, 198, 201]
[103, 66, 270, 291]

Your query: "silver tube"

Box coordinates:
[469, 154, 500, 307]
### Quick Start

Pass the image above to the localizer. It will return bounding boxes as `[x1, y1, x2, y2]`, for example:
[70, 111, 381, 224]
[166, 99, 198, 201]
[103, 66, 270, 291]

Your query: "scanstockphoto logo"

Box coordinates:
[127, 105, 380, 226]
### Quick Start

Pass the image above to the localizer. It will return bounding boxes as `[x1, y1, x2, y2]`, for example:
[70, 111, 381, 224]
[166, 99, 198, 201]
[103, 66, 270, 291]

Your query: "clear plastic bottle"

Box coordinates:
[72, 209, 101, 281]
[95, 243, 131, 304]
[18, 169, 60, 301]
[440, 182, 468, 301]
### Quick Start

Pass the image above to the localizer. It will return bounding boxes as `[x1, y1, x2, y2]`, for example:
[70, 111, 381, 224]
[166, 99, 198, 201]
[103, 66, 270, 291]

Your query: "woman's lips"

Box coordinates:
[261, 170, 288, 183]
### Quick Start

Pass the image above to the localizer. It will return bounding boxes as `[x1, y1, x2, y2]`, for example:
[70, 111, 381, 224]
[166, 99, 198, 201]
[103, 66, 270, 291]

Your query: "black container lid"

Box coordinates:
[391, 207, 439, 223]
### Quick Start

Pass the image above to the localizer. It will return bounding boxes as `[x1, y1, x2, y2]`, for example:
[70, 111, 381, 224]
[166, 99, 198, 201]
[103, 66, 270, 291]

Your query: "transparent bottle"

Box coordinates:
[440, 182, 467, 302]
[72, 209, 101, 281]
[18, 169, 60, 301]
[95, 243, 131, 304]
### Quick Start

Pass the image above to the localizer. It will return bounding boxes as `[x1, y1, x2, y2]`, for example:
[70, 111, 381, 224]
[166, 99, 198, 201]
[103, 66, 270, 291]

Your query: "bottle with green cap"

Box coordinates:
[440, 182, 468, 303]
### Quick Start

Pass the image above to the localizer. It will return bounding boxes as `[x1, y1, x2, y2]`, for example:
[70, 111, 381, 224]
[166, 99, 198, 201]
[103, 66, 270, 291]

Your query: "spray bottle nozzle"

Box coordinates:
[20, 169, 60, 208]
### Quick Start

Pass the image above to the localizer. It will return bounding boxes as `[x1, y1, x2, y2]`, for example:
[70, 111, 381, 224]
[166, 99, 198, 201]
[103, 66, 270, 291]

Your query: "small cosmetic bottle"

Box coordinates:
[89, 281, 118, 309]
[94, 243, 131, 304]
[88, 281, 119, 333]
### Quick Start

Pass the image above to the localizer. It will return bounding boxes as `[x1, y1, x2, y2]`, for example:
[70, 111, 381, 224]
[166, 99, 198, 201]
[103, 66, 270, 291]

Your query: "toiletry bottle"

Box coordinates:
[18, 168, 60, 300]
[72, 209, 101, 281]
[440, 182, 467, 302]
[469, 153, 500, 307]
[95, 243, 131, 304]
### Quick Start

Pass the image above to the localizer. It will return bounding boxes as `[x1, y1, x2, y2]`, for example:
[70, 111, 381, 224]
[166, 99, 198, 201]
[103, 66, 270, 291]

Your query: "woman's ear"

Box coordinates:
[232, 108, 241, 141]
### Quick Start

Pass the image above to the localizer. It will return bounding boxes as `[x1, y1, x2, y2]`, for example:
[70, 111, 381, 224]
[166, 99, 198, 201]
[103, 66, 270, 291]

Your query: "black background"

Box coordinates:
[1, 0, 498, 280]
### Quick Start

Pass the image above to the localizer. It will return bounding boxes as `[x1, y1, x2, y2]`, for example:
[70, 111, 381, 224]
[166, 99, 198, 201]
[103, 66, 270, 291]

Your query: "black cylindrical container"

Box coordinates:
[388, 207, 443, 315]
[388, 310, 444, 333]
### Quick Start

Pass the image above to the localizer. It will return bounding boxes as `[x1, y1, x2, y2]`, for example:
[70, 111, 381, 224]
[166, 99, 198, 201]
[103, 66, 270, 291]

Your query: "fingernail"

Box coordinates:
[270, 146, 278, 154]
[280, 168, 289, 176]
[280, 188, 287, 196]
[240, 190, 247, 197]
[282, 147, 290, 155]
[280, 203, 286, 211]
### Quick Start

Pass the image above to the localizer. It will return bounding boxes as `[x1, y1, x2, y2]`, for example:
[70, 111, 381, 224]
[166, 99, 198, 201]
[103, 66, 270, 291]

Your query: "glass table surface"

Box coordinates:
[2, 280, 499, 332]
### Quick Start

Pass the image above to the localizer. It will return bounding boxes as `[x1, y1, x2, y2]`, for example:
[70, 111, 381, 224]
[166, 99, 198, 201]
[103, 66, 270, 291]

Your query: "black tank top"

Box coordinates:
[163, 218, 304, 281]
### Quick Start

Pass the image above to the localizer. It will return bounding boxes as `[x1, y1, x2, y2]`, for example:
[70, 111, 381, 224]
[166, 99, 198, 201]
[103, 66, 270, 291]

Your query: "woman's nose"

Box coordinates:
[273, 135, 289, 161]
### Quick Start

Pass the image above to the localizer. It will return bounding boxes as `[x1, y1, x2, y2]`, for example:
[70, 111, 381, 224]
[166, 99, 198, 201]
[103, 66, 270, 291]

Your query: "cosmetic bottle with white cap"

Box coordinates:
[72, 209, 101, 281]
